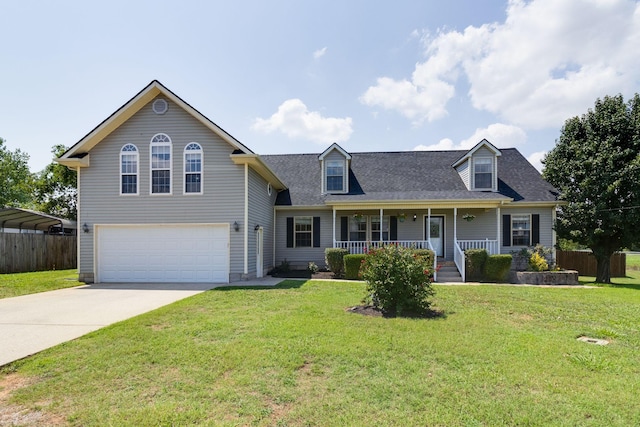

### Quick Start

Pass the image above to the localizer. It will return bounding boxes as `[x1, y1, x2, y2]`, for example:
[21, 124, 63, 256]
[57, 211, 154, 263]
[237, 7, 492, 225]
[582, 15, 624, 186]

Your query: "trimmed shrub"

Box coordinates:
[484, 254, 513, 282]
[325, 248, 349, 277]
[528, 251, 548, 272]
[344, 254, 367, 280]
[412, 249, 435, 268]
[465, 249, 488, 281]
[360, 245, 435, 316]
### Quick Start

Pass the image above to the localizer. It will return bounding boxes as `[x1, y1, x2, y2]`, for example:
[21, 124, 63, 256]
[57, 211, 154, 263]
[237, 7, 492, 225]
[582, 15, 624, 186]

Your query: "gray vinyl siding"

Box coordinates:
[274, 208, 332, 269]
[78, 96, 246, 282]
[322, 150, 348, 193]
[501, 206, 554, 252]
[455, 160, 470, 190]
[247, 168, 278, 276]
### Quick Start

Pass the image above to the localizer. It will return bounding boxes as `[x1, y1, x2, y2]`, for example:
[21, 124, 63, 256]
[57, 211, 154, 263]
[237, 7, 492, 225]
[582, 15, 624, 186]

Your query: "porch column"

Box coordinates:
[379, 208, 383, 242]
[496, 207, 501, 255]
[427, 208, 431, 243]
[332, 208, 336, 247]
[453, 208, 457, 243]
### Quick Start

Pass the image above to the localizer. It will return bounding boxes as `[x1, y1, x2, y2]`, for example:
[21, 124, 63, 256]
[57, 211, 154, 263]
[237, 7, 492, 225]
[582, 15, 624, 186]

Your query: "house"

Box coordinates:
[57, 80, 560, 284]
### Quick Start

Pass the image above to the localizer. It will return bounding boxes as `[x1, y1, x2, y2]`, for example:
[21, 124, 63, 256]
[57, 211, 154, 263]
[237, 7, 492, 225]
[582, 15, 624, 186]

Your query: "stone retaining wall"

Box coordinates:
[510, 270, 579, 285]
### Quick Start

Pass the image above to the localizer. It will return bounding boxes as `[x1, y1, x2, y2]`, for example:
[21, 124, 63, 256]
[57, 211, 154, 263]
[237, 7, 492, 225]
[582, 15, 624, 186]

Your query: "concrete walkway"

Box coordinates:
[0, 277, 282, 367]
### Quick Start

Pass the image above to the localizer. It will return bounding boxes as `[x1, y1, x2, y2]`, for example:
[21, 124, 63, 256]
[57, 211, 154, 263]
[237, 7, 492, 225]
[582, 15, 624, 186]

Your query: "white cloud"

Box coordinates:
[313, 47, 327, 59]
[413, 123, 526, 151]
[363, 0, 640, 129]
[413, 138, 455, 151]
[527, 151, 547, 173]
[252, 99, 353, 143]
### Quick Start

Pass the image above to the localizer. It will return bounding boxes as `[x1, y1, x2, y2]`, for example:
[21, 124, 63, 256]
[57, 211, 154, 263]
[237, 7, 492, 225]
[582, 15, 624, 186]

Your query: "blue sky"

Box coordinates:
[2, 0, 639, 173]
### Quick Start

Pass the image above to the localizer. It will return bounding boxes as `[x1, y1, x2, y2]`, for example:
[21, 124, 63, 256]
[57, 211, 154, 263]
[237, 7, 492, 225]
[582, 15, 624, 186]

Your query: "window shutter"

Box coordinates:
[502, 215, 511, 247]
[340, 216, 348, 241]
[531, 214, 540, 245]
[286, 217, 294, 248]
[313, 217, 321, 247]
[390, 216, 398, 240]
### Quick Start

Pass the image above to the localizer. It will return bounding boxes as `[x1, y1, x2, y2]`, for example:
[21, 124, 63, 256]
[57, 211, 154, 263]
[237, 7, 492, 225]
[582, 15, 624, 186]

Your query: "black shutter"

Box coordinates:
[340, 216, 348, 241]
[390, 216, 398, 240]
[286, 217, 294, 248]
[313, 217, 321, 247]
[502, 214, 511, 247]
[531, 214, 540, 245]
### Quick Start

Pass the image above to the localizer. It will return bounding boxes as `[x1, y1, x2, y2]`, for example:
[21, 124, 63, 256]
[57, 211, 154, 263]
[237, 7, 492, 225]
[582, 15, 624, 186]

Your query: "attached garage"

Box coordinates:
[96, 224, 229, 283]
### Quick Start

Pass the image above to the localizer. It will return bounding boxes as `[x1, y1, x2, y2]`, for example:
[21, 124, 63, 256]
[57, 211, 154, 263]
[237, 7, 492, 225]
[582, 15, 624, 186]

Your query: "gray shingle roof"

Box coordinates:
[261, 149, 559, 206]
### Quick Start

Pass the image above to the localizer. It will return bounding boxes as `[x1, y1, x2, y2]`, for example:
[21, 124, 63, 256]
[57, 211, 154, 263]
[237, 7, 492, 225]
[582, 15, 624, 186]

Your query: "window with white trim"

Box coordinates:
[294, 217, 312, 247]
[512, 214, 531, 246]
[326, 160, 344, 192]
[371, 216, 390, 241]
[120, 144, 138, 195]
[150, 133, 172, 194]
[184, 142, 202, 194]
[474, 157, 493, 189]
[349, 216, 367, 241]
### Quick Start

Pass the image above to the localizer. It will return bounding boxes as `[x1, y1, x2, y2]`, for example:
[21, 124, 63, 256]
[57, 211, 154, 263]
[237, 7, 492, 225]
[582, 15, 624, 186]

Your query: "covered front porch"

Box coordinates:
[329, 203, 506, 282]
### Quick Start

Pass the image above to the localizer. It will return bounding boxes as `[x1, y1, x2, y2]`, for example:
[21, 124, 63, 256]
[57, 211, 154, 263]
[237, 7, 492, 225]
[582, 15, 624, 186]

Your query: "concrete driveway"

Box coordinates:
[0, 278, 282, 366]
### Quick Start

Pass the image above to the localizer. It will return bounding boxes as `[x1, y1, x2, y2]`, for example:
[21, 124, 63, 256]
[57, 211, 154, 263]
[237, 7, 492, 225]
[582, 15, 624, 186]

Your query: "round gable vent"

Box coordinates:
[152, 98, 168, 115]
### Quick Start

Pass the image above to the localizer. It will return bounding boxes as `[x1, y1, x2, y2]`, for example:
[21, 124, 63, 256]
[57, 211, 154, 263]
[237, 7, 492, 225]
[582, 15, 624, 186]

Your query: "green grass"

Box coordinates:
[627, 253, 640, 271]
[2, 279, 640, 426]
[0, 269, 79, 299]
[579, 253, 640, 287]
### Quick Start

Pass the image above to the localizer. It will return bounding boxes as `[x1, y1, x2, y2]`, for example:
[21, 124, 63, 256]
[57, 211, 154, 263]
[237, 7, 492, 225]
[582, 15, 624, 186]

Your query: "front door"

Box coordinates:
[425, 216, 444, 257]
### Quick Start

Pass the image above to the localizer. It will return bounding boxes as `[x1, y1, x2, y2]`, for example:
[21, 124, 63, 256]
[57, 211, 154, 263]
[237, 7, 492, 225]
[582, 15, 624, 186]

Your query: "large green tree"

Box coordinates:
[543, 94, 640, 283]
[0, 137, 33, 207]
[32, 144, 77, 220]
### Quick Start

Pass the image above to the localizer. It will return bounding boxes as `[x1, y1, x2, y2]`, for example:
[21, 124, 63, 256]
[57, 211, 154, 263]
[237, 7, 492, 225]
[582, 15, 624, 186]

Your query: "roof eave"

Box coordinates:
[230, 154, 287, 190]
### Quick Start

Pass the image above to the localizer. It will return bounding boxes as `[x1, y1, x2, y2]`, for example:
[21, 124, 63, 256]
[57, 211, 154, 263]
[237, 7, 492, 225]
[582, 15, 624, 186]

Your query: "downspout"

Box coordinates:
[273, 206, 276, 268]
[243, 163, 248, 276]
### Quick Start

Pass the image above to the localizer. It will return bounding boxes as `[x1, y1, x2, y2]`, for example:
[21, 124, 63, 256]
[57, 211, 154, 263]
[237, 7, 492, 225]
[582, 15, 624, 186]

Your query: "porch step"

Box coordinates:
[436, 265, 463, 283]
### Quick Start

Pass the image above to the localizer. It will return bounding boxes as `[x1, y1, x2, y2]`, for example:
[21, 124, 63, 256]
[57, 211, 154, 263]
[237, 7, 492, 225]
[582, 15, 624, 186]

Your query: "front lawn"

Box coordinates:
[2, 280, 640, 426]
[0, 269, 79, 299]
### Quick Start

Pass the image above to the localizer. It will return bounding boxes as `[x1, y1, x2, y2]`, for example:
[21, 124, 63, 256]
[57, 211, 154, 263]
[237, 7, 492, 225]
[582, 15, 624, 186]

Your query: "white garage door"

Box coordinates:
[97, 224, 229, 283]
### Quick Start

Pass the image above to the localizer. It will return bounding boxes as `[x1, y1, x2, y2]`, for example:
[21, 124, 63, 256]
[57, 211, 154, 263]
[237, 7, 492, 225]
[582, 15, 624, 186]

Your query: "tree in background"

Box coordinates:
[32, 144, 77, 220]
[0, 137, 33, 207]
[543, 94, 640, 283]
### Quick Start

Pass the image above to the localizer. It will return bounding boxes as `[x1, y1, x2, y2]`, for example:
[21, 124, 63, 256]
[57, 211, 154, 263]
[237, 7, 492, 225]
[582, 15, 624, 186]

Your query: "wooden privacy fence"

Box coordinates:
[0, 233, 77, 273]
[556, 250, 626, 277]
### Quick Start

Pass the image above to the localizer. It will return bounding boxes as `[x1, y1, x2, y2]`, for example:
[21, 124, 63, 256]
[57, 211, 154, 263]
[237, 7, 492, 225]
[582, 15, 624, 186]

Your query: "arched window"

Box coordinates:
[120, 144, 138, 195]
[184, 142, 203, 194]
[150, 133, 172, 194]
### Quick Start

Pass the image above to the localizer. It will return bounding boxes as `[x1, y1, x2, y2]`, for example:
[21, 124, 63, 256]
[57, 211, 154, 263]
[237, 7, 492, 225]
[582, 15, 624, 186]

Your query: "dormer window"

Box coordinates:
[473, 157, 493, 190]
[326, 160, 344, 192]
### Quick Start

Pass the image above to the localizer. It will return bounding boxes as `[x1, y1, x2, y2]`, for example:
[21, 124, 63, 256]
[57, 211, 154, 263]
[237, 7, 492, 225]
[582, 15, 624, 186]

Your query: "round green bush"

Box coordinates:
[325, 248, 349, 277]
[343, 254, 367, 280]
[360, 245, 435, 316]
[465, 249, 488, 281]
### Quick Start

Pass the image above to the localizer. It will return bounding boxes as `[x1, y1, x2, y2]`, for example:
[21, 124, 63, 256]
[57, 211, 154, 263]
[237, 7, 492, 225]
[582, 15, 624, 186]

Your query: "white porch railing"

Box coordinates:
[334, 240, 437, 281]
[334, 240, 431, 253]
[457, 239, 499, 255]
[426, 240, 437, 282]
[454, 241, 466, 283]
